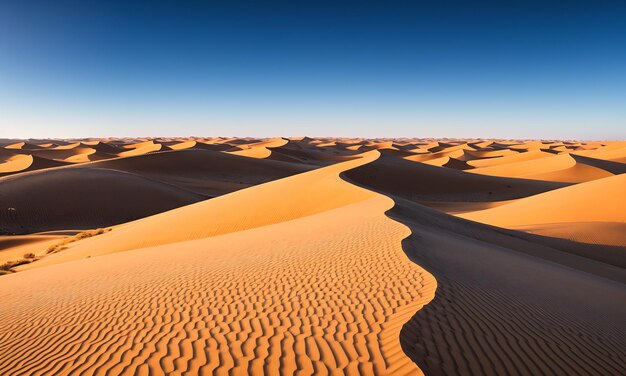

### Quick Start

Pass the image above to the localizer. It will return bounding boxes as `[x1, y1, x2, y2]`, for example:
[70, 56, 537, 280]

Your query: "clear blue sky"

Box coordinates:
[1, 0, 625, 139]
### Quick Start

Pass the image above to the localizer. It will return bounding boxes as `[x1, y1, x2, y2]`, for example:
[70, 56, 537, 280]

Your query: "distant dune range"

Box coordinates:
[0, 137, 625, 375]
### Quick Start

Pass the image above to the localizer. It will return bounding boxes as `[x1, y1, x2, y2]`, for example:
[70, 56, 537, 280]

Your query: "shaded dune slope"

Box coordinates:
[468, 153, 613, 183]
[459, 173, 626, 227]
[0, 149, 312, 233]
[346, 162, 626, 375]
[0, 151, 436, 375]
[0, 168, 203, 234]
[343, 154, 566, 204]
[24, 151, 386, 266]
[85, 148, 313, 196]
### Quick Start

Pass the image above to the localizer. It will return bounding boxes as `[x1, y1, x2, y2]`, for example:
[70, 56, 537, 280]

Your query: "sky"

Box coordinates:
[1, 0, 625, 139]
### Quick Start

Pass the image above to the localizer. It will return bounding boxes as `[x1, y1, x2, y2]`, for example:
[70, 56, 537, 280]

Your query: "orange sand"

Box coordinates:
[0, 137, 624, 375]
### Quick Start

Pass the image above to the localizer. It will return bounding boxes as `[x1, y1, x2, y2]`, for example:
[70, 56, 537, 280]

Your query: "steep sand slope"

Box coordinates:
[267, 140, 361, 166]
[574, 141, 626, 161]
[468, 153, 613, 183]
[228, 137, 289, 158]
[82, 149, 314, 196]
[118, 141, 163, 157]
[459, 174, 626, 227]
[0, 168, 204, 234]
[570, 154, 626, 174]
[510, 222, 626, 247]
[24, 151, 383, 266]
[0, 150, 313, 233]
[343, 154, 566, 205]
[0, 155, 33, 174]
[466, 150, 554, 167]
[393, 200, 626, 376]
[0, 155, 69, 177]
[0, 151, 436, 375]
[344, 153, 626, 376]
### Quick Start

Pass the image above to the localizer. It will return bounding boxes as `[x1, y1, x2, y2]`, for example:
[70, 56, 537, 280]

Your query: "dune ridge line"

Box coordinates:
[0, 150, 437, 375]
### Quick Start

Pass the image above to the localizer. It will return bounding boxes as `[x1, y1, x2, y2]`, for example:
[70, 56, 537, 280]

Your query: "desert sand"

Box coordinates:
[0, 137, 625, 375]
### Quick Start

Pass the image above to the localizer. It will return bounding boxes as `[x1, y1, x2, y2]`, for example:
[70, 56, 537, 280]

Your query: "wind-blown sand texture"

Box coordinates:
[0, 137, 625, 375]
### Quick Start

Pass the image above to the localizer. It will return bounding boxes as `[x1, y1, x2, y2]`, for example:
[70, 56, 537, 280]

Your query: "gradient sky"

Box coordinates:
[1, 0, 625, 139]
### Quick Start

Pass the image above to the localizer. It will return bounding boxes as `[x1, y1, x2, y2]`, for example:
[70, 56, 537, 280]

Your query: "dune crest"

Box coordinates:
[0, 137, 624, 375]
[459, 173, 626, 227]
[0, 149, 436, 375]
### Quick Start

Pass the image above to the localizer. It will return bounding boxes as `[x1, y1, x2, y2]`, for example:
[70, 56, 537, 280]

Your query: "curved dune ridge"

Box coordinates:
[346, 176, 626, 375]
[0, 149, 312, 234]
[343, 154, 567, 206]
[0, 167, 204, 234]
[22, 151, 389, 267]
[118, 141, 164, 157]
[0, 155, 33, 174]
[0, 154, 69, 176]
[459, 173, 626, 227]
[468, 153, 613, 182]
[0, 150, 436, 375]
[0, 137, 624, 375]
[228, 137, 290, 158]
[467, 150, 556, 167]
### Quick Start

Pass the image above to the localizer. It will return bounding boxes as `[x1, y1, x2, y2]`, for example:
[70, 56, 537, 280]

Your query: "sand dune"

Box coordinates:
[459, 173, 626, 227]
[4, 142, 41, 150]
[0, 168, 204, 234]
[468, 153, 613, 182]
[22, 151, 381, 266]
[0, 155, 33, 174]
[574, 141, 626, 161]
[0, 235, 65, 265]
[0, 137, 624, 375]
[118, 141, 164, 157]
[459, 148, 517, 161]
[1, 150, 436, 375]
[267, 140, 361, 165]
[344, 154, 566, 208]
[0, 154, 69, 176]
[228, 137, 289, 158]
[467, 150, 554, 167]
[0, 150, 312, 233]
[87, 148, 313, 196]
[355, 192, 626, 375]
[571, 153, 626, 174]
[510, 222, 626, 247]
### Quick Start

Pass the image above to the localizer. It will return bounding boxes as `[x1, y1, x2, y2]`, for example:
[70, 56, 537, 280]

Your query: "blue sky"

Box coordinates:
[1, 0, 625, 139]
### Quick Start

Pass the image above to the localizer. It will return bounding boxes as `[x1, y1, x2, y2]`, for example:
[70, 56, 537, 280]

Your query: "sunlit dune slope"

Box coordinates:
[228, 137, 289, 158]
[459, 173, 626, 227]
[468, 153, 613, 183]
[24, 151, 383, 266]
[0, 154, 69, 176]
[574, 141, 626, 161]
[0, 235, 64, 264]
[1, 150, 436, 376]
[467, 150, 555, 167]
[118, 141, 164, 157]
[0, 149, 313, 234]
[510, 222, 626, 247]
[0, 155, 33, 174]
